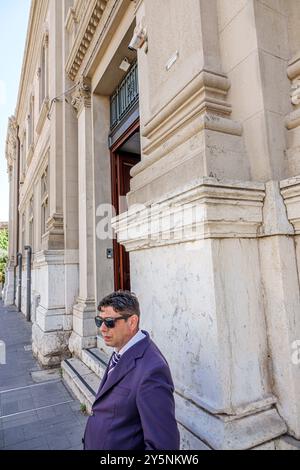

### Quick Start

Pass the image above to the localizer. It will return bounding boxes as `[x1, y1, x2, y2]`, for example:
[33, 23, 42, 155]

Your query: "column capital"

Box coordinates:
[71, 76, 91, 115]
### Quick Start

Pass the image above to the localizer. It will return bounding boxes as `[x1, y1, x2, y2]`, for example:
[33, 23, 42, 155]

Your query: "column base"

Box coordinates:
[176, 392, 287, 450]
[32, 321, 71, 368]
[69, 298, 97, 357]
[275, 435, 300, 450]
[3, 266, 15, 306]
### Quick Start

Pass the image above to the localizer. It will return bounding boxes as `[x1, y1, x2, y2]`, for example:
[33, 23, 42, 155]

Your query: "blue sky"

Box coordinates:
[0, 0, 31, 222]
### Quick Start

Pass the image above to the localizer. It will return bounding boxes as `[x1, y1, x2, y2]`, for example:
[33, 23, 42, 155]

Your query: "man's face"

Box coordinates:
[98, 306, 138, 351]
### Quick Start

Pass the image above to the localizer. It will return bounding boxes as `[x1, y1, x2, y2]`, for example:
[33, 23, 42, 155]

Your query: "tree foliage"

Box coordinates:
[0, 228, 8, 284]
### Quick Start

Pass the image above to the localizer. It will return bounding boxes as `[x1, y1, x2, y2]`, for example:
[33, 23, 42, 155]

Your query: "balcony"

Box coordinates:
[110, 62, 139, 131]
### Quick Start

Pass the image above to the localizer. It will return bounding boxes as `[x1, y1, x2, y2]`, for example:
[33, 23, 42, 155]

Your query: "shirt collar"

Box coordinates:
[116, 330, 146, 356]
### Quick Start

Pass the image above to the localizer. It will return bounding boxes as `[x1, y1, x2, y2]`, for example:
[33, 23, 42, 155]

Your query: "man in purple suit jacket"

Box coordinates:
[83, 290, 180, 450]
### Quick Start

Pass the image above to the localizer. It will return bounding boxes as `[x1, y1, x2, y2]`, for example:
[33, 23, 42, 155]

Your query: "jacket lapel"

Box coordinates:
[94, 331, 150, 402]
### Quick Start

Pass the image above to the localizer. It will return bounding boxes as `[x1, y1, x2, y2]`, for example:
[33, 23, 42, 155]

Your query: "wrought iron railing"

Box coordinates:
[110, 61, 139, 130]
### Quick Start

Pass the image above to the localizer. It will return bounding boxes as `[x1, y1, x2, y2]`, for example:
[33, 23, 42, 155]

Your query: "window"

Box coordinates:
[28, 96, 34, 147]
[21, 212, 25, 254]
[39, 33, 49, 109]
[20, 131, 26, 177]
[29, 196, 34, 250]
[41, 168, 49, 236]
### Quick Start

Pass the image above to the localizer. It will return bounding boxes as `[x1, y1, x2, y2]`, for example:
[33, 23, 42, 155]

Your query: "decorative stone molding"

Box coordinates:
[133, 70, 242, 178]
[175, 393, 286, 450]
[291, 79, 300, 106]
[133, 0, 143, 14]
[36, 98, 49, 135]
[286, 53, 300, 130]
[112, 177, 265, 251]
[66, 0, 108, 81]
[258, 181, 294, 237]
[65, 7, 77, 34]
[34, 249, 65, 267]
[42, 27, 49, 48]
[42, 213, 64, 250]
[26, 143, 34, 167]
[5, 116, 18, 172]
[71, 76, 91, 114]
[280, 176, 300, 233]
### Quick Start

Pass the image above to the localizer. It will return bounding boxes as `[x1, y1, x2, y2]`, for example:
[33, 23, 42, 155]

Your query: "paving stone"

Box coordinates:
[3, 426, 26, 446]
[0, 301, 86, 450]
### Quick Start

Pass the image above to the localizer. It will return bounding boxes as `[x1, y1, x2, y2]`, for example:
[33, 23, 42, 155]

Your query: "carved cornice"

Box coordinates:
[66, 0, 108, 81]
[5, 116, 18, 170]
[112, 178, 265, 251]
[71, 76, 91, 114]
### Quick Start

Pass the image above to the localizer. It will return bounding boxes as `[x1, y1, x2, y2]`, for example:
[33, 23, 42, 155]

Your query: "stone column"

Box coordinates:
[3, 168, 15, 305]
[68, 77, 97, 356]
[275, 179, 300, 439]
[92, 94, 114, 315]
[62, 0, 79, 328]
[42, 0, 64, 251]
[32, 0, 72, 367]
[4, 116, 18, 306]
[112, 0, 287, 449]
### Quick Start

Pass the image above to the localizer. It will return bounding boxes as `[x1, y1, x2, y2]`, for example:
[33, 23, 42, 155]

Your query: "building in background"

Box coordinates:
[4, 0, 300, 450]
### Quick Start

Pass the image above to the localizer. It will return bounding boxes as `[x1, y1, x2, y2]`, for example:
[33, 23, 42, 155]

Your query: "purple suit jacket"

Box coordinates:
[84, 331, 180, 450]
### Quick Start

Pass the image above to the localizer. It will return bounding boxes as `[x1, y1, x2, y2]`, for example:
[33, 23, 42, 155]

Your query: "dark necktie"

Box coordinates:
[108, 351, 121, 373]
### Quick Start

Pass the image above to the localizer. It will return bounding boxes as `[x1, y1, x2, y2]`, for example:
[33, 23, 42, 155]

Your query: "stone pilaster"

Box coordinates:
[68, 77, 97, 357]
[4, 116, 18, 306]
[31, 0, 71, 367]
[62, 0, 79, 321]
[32, 250, 72, 367]
[271, 177, 300, 439]
[112, 178, 287, 449]
[129, 0, 249, 208]
[43, 0, 64, 251]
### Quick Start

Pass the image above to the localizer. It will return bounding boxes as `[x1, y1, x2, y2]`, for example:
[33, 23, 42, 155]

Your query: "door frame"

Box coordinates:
[110, 118, 140, 291]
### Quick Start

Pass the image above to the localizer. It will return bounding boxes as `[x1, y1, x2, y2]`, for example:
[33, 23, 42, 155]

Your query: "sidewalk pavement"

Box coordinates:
[0, 301, 87, 450]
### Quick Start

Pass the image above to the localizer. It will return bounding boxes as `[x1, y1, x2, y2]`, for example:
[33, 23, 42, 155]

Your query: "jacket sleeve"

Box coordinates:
[136, 364, 180, 450]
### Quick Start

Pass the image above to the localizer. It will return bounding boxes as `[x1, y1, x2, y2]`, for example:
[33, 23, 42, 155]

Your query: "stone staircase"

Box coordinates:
[61, 348, 109, 414]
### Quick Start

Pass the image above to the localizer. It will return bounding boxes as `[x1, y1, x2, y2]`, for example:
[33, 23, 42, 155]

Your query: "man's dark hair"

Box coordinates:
[97, 290, 140, 318]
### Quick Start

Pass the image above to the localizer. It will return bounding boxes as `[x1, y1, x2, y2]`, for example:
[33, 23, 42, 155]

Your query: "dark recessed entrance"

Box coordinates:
[109, 60, 140, 291]
[110, 119, 140, 291]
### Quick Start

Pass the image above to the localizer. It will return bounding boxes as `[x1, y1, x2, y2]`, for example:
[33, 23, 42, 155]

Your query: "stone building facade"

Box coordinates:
[4, 0, 300, 450]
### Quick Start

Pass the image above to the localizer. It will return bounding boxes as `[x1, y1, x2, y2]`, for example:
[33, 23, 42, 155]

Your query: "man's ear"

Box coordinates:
[130, 314, 139, 330]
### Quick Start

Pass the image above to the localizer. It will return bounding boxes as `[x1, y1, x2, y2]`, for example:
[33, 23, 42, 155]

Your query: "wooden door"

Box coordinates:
[111, 152, 139, 291]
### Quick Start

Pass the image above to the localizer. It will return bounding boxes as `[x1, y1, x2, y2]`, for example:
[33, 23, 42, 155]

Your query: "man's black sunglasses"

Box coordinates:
[94, 315, 132, 329]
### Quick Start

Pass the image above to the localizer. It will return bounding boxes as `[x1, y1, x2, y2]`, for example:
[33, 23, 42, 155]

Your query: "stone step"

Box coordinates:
[62, 357, 100, 414]
[81, 347, 109, 378]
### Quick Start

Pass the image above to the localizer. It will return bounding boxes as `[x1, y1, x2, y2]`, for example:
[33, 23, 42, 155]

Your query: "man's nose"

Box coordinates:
[100, 322, 108, 333]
